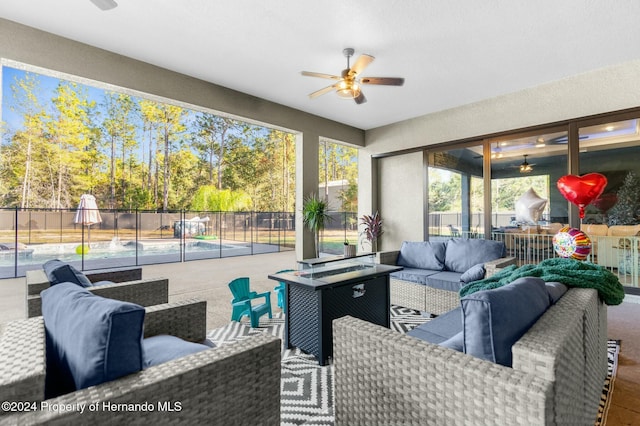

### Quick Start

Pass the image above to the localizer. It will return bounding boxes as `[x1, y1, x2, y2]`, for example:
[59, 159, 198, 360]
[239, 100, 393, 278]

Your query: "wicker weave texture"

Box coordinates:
[0, 301, 281, 425]
[0, 317, 45, 405]
[389, 278, 426, 312]
[144, 299, 207, 343]
[27, 277, 169, 318]
[333, 316, 553, 425]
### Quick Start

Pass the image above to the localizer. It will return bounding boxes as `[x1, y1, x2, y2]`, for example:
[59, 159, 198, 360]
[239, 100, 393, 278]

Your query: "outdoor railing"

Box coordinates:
[430, 229, 638, 288]
[0, 208, 297, 279]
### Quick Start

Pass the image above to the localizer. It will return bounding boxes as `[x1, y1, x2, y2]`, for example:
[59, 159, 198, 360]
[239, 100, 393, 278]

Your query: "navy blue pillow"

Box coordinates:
[43, 259, 92, 287]
[461, 277, 550, 367]
[142, 335, 212, 369]
[41, 283, 145, 398]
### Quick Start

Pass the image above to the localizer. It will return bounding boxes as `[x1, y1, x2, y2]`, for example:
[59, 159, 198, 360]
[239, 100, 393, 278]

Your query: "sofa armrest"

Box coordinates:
[144, 299, 207, 343]
[333, 316, 553, 425]
[3, 333, 282, 425]
[375, 250, 399, 265]
[25, 267, 143, 297]
[0, 317, 46, 406]
[85, 266, 143, 283]
[484, 256, 517, 277]
[27, 277, 169, 318]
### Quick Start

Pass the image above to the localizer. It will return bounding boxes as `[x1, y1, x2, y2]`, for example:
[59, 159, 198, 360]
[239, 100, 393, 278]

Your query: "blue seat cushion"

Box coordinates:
[43, 259, 92, 287]
[425, 271, 465, 291]
[142, 335, 212, 369]
[407, 307, 462, 344]
[390, 268, 440, 285]
[396, 241, 446, 271]
[444, 239, 506, 273]
[461, 277, 550, 367]
[41, 282, 145, 398]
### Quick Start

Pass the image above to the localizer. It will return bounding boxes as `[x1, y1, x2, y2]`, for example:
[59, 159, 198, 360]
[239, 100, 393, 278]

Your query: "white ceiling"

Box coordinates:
[1, 0, 640, 130]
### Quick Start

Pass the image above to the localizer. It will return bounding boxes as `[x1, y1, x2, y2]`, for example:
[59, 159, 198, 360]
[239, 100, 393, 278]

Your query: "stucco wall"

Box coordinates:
[377, 152, 424, 250]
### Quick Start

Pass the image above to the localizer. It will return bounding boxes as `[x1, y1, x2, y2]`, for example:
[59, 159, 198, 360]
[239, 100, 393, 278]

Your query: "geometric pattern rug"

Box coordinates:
[206, 306, 620, 426]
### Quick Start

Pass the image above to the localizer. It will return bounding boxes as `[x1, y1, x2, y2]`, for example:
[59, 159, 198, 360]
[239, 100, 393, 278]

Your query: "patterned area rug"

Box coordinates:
[206, 306, 620, 426]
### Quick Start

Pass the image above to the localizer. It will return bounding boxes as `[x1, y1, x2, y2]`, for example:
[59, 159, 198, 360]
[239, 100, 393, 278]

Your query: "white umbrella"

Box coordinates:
[74, 194, 102, 246]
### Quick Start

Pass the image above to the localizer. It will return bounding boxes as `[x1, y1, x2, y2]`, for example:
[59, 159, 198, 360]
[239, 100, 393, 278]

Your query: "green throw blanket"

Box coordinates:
[460, 258, 625, 305]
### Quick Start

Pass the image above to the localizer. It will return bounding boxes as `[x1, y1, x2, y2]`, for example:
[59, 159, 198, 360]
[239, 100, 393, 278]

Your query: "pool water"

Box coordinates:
[0, 239, 243, 267]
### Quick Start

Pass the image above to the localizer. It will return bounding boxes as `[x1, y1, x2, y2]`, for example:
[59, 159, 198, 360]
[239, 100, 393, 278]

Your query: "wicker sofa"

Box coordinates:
[377, 239, 516, 314]
[25, 266, 169, 318]
[333, 287, 608, 425]
[0, 299, 282, 425]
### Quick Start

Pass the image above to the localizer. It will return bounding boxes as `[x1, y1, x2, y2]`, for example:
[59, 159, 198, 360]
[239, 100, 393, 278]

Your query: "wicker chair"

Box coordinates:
[333, 287, 608, 425]
[25, 267, 169, 318]
[0, 299, 282, 425]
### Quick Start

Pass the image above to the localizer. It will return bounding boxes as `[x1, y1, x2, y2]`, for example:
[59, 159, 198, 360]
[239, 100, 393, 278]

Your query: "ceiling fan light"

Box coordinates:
[520, 161, 533, 173]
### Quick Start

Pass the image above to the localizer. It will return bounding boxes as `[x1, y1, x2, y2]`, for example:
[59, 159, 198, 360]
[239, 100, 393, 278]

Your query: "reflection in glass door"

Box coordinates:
[427, 145, 484, 239]
[489, 130, 568, 264]
[579, 118, 640, 288]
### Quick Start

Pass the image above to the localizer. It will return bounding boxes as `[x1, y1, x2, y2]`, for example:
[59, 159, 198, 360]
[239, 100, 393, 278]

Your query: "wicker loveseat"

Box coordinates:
[0, 299, 282, 425]
[377, 239, 516, 314]
[25, 266, 169, 318]
[333, 287, 608, 425]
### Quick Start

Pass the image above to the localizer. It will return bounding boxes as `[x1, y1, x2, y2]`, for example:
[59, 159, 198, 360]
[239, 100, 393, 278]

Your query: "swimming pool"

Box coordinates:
[0, 238, 245, 267]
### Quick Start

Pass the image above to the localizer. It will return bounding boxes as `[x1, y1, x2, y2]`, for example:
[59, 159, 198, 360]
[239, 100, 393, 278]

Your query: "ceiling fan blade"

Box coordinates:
[309, 84, 339, 99]
[349, 54, 374, 77]
[360, 77, 405, 86]
[301, 71, 341, 80]
[354, 91, 367, 105]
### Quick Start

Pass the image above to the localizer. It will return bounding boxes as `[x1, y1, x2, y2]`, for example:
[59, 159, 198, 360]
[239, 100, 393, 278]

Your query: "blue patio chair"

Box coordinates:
[228, 277, 272, 328]
[273, 269, 294, 313]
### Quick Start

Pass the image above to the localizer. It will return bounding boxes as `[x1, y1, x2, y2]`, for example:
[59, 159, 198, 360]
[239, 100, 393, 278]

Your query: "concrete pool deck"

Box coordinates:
[0, 250, 297, 331]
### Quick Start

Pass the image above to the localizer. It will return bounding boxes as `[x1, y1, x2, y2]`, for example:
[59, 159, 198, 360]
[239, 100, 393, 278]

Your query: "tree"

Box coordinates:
[190, 186, 252, 211]
[608, 171, 640, 225]
[102, 92, 138, 209]
[47, 81, 96, 208]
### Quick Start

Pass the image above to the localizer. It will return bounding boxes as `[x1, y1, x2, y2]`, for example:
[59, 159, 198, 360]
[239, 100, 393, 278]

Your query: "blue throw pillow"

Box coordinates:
[545, 281, 569, 304]
[43, 259, 92, 287]
[460, 263, 485, 283]
[396, 241, 446, 271]
[460, 276, 550, 367]
[41, 282, 145, 398]
[444, 239, 506, 273]
[142, 335, 212, 369]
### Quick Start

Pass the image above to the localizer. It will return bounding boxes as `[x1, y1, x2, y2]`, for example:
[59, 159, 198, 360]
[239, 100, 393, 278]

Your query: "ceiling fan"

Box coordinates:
[90, 0, 118, 11]
[301, 48, 405, 105]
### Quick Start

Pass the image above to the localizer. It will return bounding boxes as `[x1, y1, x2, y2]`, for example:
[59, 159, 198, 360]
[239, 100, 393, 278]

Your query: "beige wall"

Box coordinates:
[0, 18, 365, 260]
[362, 60, 640, 247]
[377, 152, 424, 250]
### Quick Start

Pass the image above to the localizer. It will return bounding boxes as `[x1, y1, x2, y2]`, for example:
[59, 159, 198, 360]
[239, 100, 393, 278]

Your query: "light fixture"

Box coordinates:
[90, 0, 118, 11]
[336, 80, 361, 99]
[520, 155, 533, 173]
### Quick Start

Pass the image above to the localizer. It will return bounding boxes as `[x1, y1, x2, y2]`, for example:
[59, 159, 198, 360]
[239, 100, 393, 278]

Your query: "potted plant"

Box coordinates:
[302, 193, 332, 258]
[343, 239, 356, 257]
[360, 211, 383, 252]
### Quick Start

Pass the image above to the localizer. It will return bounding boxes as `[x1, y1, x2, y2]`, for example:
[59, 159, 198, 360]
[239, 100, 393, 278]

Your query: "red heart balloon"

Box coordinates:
[557, 173, 608, 218]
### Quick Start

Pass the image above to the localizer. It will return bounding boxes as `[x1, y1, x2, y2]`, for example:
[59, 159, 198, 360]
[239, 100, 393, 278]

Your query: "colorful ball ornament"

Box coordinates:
[552, 226, 591, 261]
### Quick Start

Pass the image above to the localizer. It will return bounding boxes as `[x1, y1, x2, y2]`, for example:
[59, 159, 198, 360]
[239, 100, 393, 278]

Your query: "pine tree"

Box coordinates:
[608, 171, 640, 225]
